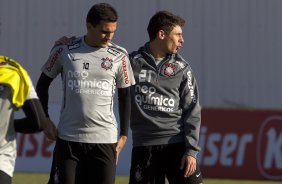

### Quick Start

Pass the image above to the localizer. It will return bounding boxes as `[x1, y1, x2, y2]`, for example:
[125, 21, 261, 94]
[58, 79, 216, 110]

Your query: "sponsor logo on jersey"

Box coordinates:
[121, 55, 129, 84]
[72, 58, 80, 61]
[175, 60, 185, 69]
[107, 48, 121, 56]
[46, 48, 63, 72]
[162, 63, 176, 77]
[135, 70, 175, 112]
[134, 84, 175, 112]
[69, 54, 80, 62]
[187, 71, 197, 103]
[101, 57, 113, 70]
[68, 43, 80, 50]
[67, 70, 111, 96]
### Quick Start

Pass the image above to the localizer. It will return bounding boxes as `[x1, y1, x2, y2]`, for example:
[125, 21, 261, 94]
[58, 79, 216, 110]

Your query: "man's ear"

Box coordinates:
[157, 30, 165, 40]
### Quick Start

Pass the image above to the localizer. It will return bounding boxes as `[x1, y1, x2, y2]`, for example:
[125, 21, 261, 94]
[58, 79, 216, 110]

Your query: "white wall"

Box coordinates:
[1, 0, 282, 109]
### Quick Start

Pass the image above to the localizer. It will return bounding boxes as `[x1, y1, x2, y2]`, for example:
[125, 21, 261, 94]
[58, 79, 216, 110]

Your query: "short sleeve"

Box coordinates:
[41, 46, 64, 79]
[116, 54, 136, 88]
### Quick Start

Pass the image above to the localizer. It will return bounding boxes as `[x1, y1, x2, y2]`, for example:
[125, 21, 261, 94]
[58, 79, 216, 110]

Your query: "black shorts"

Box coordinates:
[129, 143, 203, 184]
[0, 170, 12, 184]
[50, 138, 116, 184]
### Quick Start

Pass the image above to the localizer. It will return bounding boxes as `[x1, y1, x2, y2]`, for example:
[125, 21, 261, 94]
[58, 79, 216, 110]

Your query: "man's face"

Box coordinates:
[163, 25, 184, 54]
[87, 21, 117, 47]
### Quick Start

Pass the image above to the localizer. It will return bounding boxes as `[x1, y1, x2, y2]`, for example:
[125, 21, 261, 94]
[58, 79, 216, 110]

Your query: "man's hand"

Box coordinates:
[115, 135, 127, 164]
[180, 155, 197, 177]
[43, 118, 57, 141]
[54, 36, 75, 46]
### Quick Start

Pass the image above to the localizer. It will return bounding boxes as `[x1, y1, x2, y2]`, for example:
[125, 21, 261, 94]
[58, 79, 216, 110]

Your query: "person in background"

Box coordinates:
[36, 3, 135, 184]
[128, 11, 203, 184]
[0, 55, 55, 184]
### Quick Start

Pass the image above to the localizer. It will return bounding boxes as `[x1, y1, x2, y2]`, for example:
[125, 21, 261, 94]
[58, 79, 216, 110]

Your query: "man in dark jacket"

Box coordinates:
[129, 11, 203, 184]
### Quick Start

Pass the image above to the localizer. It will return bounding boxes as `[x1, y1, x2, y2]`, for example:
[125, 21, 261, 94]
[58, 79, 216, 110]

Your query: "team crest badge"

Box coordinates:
[134, 165, 143, 182]
[101, 57, 113, 70]
[163, 63, 176, 77]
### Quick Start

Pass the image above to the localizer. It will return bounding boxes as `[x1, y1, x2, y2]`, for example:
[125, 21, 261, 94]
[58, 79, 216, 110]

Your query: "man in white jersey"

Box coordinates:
[55, 10, 204, 184]
[36, 3, 135, 184]
[0, 56, 53, 184]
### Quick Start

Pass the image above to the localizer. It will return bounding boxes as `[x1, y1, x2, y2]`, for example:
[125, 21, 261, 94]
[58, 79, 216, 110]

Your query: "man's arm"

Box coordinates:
[36, 73, 53, 117]
[14, 99, 47, 133]
[179, 67, 201, 177]
[118, 87, 131, 136]
[115, 87, 131, 164]
[36, 73, 57, 140]
[180, 69, 201, 157]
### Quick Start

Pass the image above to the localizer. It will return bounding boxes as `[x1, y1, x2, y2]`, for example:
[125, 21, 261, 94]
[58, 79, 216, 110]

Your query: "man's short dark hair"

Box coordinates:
[86, 3, 118, 26]
[147, 11, 185, 41]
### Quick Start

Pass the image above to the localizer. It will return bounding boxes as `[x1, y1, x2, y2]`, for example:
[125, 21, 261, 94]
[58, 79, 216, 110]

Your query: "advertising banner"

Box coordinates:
[15, 108, 282, 181]
[198, 109, 282, 181]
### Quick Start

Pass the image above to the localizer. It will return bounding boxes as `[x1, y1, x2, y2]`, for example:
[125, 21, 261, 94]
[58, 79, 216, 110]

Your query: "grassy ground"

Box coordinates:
[12, 173, 281, 184]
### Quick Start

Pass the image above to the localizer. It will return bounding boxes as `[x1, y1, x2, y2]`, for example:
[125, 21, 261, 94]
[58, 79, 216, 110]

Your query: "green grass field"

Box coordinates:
[12, 173, 281, 184]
